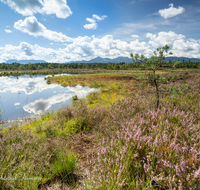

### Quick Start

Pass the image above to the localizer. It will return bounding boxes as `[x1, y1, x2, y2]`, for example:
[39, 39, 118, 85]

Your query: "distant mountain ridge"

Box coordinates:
[5, 59, 47, 64]
[4, 56, 200, 64]
[65, 56, 133, 63]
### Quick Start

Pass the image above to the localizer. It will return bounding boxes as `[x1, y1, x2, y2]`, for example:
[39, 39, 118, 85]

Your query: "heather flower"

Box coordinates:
[194, 167, 200, 178]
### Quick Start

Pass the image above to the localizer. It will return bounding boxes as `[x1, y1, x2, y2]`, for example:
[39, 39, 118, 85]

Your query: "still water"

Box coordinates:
[0, 74, 98, 122]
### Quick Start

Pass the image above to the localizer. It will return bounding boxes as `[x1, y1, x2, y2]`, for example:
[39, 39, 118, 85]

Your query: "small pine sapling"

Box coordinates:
[130, 45, 173, 108]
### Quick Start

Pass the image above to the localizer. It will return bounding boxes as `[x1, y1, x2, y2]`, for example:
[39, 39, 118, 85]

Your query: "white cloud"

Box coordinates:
[86, 18, 96, 23]
[5, 29, 12, 33]
[14, 102, 20, 106]
[84, 23, 97, 30]
[158, 3, 185, 19]
[131, 35, 139, 38]
[0, 0, 42, 16]
[146, 31, 185, 48]
[84, 18, 97, 30]
[62, 35, 151, 61]
[172, 39, 200, 57]
[93, 14, 107, 21]
[0, 35, 149, 62]
[84, 14, 107, 30]
[20, 42, 34, 56]
[146, 31, 200, 58]
[40, 0, 72, 18]
[14, 16, 73, 42]
[1, 0, 72, 18]
[0, 32, 200, 63]
[14, 16, 47, 36]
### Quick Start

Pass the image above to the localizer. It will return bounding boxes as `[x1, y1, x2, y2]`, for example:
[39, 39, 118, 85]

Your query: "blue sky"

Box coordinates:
[0, 0, 200, 63]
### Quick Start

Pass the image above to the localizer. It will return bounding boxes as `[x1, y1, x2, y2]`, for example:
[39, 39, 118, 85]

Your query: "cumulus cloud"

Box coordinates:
[84, 14, 107, 30]
[0, 32, 200, 63]
[14, 16, 73, 42]
[5, 29, 12, 33]
[158, 3, 185, 19]
[20, 42, 34, 56]
[40, 0, 72, 18]
[172, 38, 200, 57]
[146, 31, 200, 58]
[0, 34, 150, 62]
[146, 31, 185, 48]
[62, 35, 151, 61]
[1, 0, 72, 18]
[14, 16, 47, 36]
[84, 18, 97, 30]
[0, 0, 42, 16]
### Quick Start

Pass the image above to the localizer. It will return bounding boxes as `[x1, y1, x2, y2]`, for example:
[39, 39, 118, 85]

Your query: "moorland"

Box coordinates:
[0, 54, 200, 189]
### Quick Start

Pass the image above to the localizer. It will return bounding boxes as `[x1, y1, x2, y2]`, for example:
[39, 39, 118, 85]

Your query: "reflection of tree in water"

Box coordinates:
[25, 81, 37, 94]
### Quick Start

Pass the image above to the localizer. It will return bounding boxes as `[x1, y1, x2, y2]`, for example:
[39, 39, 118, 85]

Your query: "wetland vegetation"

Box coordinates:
[0, 49, 200, 189]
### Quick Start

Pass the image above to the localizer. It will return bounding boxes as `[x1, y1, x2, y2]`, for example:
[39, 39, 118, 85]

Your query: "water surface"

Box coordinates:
[0, 74, 98, 121]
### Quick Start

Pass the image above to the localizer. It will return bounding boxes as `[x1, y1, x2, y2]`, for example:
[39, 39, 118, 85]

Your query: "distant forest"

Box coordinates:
[0, 59, 200, 70]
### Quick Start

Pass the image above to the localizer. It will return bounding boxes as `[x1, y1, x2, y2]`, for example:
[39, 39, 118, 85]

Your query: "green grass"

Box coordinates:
[52, 151, 77, 181]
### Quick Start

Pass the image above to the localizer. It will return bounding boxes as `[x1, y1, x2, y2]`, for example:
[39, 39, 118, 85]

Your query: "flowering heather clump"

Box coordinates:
[85, 96, 200, 189]
[143, 108, 200, 189]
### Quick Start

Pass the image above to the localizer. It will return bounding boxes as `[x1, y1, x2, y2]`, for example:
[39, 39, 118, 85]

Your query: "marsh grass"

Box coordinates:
[52, 151, 77, 183]
[0, 69, 200, 189]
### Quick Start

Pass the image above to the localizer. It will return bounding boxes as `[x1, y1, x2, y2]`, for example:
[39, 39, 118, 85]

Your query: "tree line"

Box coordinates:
[0, 59, 199, 70]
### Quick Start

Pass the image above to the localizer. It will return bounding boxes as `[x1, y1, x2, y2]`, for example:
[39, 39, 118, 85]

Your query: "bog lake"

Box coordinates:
[0, 73, 98, 124]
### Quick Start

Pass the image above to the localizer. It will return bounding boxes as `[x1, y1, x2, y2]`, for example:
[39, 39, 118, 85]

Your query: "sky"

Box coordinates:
[0, 0, 200, 63]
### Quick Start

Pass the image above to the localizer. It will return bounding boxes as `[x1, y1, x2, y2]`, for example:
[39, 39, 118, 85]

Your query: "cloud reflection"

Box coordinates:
[0, 76, 59, 95]
[0, 74, 98, 119]
[23, 85, 98, 114]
